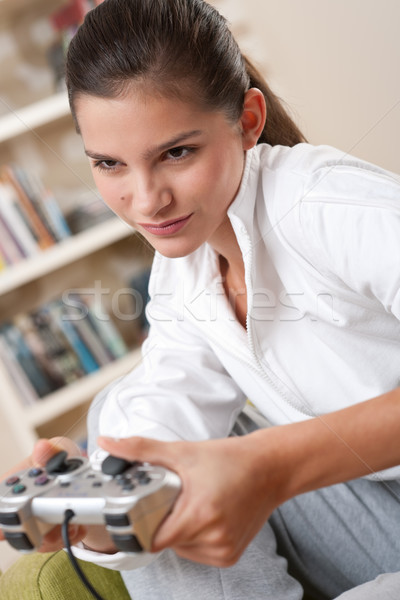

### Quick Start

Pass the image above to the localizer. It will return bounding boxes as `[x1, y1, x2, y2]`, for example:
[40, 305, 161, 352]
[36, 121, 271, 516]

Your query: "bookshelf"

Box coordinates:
[0, 91, 70, 144]
[0, 217, 134, 295]
[0, 0, 151, 475]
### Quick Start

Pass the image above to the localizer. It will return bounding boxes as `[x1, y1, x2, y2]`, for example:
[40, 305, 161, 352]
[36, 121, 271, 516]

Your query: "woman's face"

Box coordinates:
[75, 89, 250, 258]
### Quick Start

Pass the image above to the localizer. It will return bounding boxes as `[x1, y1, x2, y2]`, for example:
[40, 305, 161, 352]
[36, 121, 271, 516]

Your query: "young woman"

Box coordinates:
[3, 0, 400, 598]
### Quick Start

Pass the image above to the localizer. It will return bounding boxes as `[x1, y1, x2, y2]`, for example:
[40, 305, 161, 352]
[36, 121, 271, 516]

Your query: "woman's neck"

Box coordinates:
[211, 219, 247, 328]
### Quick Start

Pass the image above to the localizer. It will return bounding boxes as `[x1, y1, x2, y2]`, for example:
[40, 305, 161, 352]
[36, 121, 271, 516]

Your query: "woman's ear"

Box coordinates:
[240, 88, 267, 150]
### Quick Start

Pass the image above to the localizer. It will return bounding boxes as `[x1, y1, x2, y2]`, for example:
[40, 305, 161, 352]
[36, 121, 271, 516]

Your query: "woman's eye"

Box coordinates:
[165, 146, 194, 161]
[93, 159, 119, 172]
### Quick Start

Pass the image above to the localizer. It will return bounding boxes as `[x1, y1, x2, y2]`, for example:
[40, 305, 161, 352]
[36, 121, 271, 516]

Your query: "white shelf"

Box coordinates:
[0, 218, 136, 295]
[0, 91, 71, 143]
[27, 348, 142, 427]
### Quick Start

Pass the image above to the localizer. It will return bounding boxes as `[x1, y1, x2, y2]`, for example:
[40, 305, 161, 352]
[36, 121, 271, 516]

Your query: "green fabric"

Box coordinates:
[0, 550, 131, 600]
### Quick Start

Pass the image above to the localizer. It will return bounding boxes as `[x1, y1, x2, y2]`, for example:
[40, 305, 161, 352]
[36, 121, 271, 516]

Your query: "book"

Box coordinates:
[0, 322, 55, 398]
[80, 293, 128, 360]
[0, 334, 39, 406]
[1, 165, 55, 250]
[0, 181, 41, 258]
[12, 312, 65, 392]
[66, 198, 115, 234]
[29, 305, 86, 387]
[20, 169, 71, 242]
[0, 214, 25, 265]
[49, 299, 100, 375]
[61, 296, 113, 367]
[50, 0, 91, 31]
[41, 189, 72, 241]
[11, 165, 59, 244]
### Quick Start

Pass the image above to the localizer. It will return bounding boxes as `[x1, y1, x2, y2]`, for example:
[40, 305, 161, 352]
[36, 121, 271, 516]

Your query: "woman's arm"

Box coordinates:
[273, 385, 400, 498]
[98, 386, 400, 567]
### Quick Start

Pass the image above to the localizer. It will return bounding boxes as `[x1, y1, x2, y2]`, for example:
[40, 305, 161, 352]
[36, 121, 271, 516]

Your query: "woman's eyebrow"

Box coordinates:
[142, 129, 203, 160]
[84, 150, 118, 161]
[84, 129, 203, 163]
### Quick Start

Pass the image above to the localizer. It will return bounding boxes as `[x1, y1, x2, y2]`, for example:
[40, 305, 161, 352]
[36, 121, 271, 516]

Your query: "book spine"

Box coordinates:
[23, 170, 71, 242]
[0, 214, 25, 265]
[49, 299, 99, 374]
[42, 190, 72, 240]
[0, 334, 38, 406]
[11, 313, 64, 392]
[30, 306, 86, 386]
[63, 295, 113, 366]
[0, 182, 41, 257]
[1, 165, 55, 250]
[0, 323, 55, 398]
[83, 295, 128, 359]
[12, 166, 59, 244]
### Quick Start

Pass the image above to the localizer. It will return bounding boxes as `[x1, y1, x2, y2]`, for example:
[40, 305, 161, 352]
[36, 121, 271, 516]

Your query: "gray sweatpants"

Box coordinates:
[88, 394, 400, 600]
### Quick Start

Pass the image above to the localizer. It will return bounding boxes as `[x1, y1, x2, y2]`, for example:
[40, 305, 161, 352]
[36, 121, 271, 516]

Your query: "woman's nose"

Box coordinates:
[132, 175, 172, 218]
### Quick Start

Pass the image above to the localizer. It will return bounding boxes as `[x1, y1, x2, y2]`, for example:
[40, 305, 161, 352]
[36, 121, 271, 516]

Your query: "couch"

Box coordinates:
[0, 550, 131, 599]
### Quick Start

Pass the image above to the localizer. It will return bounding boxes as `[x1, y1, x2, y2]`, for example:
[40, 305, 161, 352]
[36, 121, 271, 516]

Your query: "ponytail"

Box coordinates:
[243, 56, 306, 146]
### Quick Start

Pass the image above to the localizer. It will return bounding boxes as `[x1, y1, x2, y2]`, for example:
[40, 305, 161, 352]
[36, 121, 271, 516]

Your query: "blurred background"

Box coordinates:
[213, 0, 400, 174]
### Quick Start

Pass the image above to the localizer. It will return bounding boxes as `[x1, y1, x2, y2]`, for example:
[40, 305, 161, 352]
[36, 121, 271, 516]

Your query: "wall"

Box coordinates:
[212, 0, 400, 174]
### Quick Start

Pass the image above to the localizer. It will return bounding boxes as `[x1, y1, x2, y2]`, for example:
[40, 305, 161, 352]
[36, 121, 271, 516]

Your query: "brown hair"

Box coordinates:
[66, 0, 306, 146]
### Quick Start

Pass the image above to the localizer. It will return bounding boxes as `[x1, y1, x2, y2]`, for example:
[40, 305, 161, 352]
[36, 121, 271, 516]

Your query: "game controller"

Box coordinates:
[0, 451, 181, 554]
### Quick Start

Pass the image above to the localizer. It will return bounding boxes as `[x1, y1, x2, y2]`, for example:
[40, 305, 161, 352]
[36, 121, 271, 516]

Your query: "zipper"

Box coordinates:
[242, 225, 315, 417]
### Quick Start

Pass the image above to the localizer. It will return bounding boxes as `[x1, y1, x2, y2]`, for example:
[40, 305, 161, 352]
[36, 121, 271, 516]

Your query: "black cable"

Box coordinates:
[62, 509, 106, 600]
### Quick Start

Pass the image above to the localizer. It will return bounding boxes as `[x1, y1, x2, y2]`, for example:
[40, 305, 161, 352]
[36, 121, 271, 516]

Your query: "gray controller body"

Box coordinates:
[0, 455, 181, 554]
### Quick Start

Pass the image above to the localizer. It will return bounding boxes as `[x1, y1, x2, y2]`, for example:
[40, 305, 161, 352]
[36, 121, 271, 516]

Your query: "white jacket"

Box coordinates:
[77, 143, 400, 569]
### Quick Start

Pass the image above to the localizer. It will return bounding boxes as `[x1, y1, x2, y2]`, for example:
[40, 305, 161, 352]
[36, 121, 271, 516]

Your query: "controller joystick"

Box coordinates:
[45, 451, 83, 475]
[101, 455, 136, 476]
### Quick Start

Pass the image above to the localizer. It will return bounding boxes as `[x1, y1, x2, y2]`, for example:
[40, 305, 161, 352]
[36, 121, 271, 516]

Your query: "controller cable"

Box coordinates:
[62, 509, 107, 600]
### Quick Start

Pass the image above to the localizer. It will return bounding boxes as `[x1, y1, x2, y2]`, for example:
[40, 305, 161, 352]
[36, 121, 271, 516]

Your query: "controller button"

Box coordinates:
[92, 482, 103, 488]
[87, 474, 96, 479]
[60, 482, 71, 488]
[6, 476, 20, 486]
[105, 514, 130, 527]
[116, 472, 132, 480]
[101, 456, 133, 476]
[136, 473, 151, 485]
[35, 475, 50, 486]
[122, 483, 135, 491]
[4, 531, 34, 551]
[111, 533, 143, 553]
[12, 484, 26, 494]
[28, 468, 43, 477]
[0, 512, 21, 526]
[116, 478, 130, 486]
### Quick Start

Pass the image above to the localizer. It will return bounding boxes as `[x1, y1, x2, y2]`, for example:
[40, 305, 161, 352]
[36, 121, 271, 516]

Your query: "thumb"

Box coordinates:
[32, 437, 82, 467]
[32, 439, 64, 467]
[97, 436, 180, 471]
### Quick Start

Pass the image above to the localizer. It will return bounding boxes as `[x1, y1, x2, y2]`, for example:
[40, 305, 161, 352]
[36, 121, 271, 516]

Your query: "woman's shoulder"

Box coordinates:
[256, 142, 400, 224]
[257, 142, 400, 185]
[254, 142, 400, 288]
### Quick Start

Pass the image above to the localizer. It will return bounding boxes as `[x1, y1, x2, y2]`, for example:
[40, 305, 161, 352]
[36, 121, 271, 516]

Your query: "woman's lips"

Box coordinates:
[138, 213, 193, 236]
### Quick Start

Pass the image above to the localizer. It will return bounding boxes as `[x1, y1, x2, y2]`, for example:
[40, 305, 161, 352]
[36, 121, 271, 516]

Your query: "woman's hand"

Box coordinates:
[98, 430, 285, 567]
[99, 388, 400, 567]
[0, 437, 87, 552]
